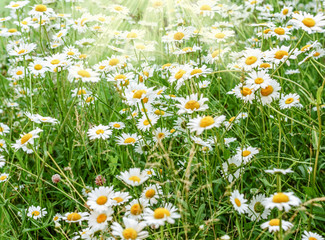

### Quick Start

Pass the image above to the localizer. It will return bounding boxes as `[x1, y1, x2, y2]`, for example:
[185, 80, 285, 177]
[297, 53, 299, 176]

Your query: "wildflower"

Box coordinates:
[87, 125, 112, 140]
[247, 194, 271, 221]
[95, 175, 106, 186]
[143, 203, 181, 227]
[12, 128, 43, 153]
[110, 122, 126, 130]
[51, 174, 61, 184]
[234, 146, 259, 164]
[187, 115, 226, 135]
[111, 191, 132, 206]
[263, 192, 301, 212]
[302, 231, 324, 240]
[141, 184, 163, 205]
[27, 205, 47, 220]
[0, 123, 10, 136]
[222, 157, 242, 182]
[125, 199, 149, 220]
[279, 93, 303, 109]
[261, 219, 293, 232]
[63, 212, 89, 224]
[176, 93, 209, 114]
[111, 217, 148, 240]
[88, 208, 114, 232]
[0, 173, 9, 182]
[230, 190, 248, 214]
[265, 168, 294, 175]
[259, 79, 281, 105]
[117, 168, 149, 186]
[290, 12, 325, 34]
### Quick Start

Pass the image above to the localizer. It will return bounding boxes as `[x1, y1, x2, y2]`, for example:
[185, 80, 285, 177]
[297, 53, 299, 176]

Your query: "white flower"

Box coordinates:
[111, 191, 132, 206]
[247, 194, 271, 221]
[141, 184, 163, 205]
[290, 12, 325, 34]
[246, 70, 272, 90]
[230, 190, 248, 214]
[116, 133, 140, 146]
[111, 217, 148, 240]
[187, 115, 226, 135]
[302, 231, 324, 240]
[143, 203, 181, 227]
[87, 125, 112, 140]
[261, 219, 293, 233]
[88, 208, 114, 232]
[63, 212, 89, 224]
[117, 168, 149, 186]
[125, 198, 149, 220]
[222, 157, 242, 182]
[12, 128, 43, 153]
[69, 65, 100, 83]
[279, 93, 303, 109]
[27, 205, 47, 220]
[263, 192, 301, 212]
[259, 79, 281, 105]
[234, 146, 259, 164]
[176, 94, 209, 114]
[0, 173, 9, 182]
[0, 123, 10, 136]
[87, 186, 114, 212]
[265, 168, 294, 175]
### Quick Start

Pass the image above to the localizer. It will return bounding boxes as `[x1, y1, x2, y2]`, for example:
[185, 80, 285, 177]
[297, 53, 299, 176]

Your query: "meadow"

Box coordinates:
[0, 0, 325, 239]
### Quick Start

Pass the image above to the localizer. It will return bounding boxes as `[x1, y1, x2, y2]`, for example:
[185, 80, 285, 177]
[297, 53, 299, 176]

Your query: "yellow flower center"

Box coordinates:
[34, 64, 43, 70]
[8, 28, 17, 33]
[241, 87, 252, 96]
[175, 69, 186, 79]
[0, 143, 3, 147]
[67, 213, 82, 221]
[129, 176, 141, 183]
[130, 203, 142, 215]
[0, 175, 7, 181]
[96, 196, 108, 205]
[133, 90, 146, 99]
[154, 110, 165, 115]
[269, 219, 280, 226]
[21, 133, 33, 144]
[274, 28, 285, 35]
[260, 63, 271, 68]
[113, 197, 123, 203]
[113, 123, 121, 128]
[282, 9, 289, 15]
[12, 4, 20, 7]
[67, 51, 74, 55]
[182, 47, 193, 52]
[255, 78, 264, 84]
[32, 211, 40, 216]
[114, 6, 123, 11]
[272, 193, 289, 203]
[234, 198, 241, 207]
[309, 237, 317, 240]
[96, 213, 107, 223]
[242, 150, 251, 157]
[191, 69, 203, 75]
[77, 70, 91, 78]
[245, 56, 258, 65]
[53, 216, 59, 221]
[143, 119, 150, 126]
[301, 44, 311, 52]
[51, 59, 60, 65]
[16, 70, 23, 75]
[302, 18, 316, 27]
[114, 74, 127, 81]
[35, 4, 47, 12]
[200, 4, 212, 11]
[260, 85, 274, 96]
[285, 97, 294, 104]
[124, 137, 136, 144]
[264, 29, 271, 34]
[199, 116, 215, 128]
[109, 58, 119, 66]
[18, 49, 27, 54]
[162, 63, 171, 69]
[157, 133, 165, 139]
[86, 97, 94, 103]
[79, 54, 87, 59]
[154, 208, 171, 219]
[77, 89, 87, 95]
[95, 129, 104, 135]
[145, 189, 156, 198]
[185, 100, 200, 110]
[212, 50, 221, 58]
[122, 228, 138, 240]
[215, 33, 226, 39]
[174, 32, 185, 40]
[127, 32, 138, 39]
[275, 50, 289, 59]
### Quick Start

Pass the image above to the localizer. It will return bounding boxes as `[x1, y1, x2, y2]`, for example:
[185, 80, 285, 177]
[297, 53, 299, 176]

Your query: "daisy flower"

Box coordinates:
[109, 4, 130, 15]
[263, 192, 301, 212]
[187, 115, 226, 135]
[8, 42, 37, 57]
[279, 93, 303, 109]
[69, 65, 100, 83]
[265, 46, 298, 66]
[261, 219, 293, 233]
[87, 186, 114, 212]
[152, 127, 170, 142]
[0, 123, 10, 136]
[143, 203, 181, 227]
[29, 4, 54, 18]
[125, 199, 149, 220]
[259, 79, 281, 105]
[141, 184, 163, 205]
[6, 1, 29, 10]
[229, 83, 255, 103]
[302, 231, 324, 240]
[116, 133, 140, 146]
[63, 212, 89, 224]
[247, 194, 271, 221]
[230, 190, 248, 214]
[111, 191, 132, 206]
[88, 208, 114, 232]
[0, 140, 7, 152]
[246, 70, 272, 90]
[234, 146, 259, 164]
[270, 27, 291, 41]
[28, 59, 48, 77]
[110, 122, 126, 130]
[194, 0, 218, 18]
[240, 48, 264, 70]
[82, 186, 94, 197]
[290, 12, 325, 34]
[87, 125, 112, 140]
[0, 173, 9, 182]
[12, 128, 43, 153]
[117, 168, 149, 186]
[27, 206, 47, 220]
[137, 114, 159, 132]
[176, 94, 209, 114]
[222, 157, 242, 182]
[111, 217, 148, 240]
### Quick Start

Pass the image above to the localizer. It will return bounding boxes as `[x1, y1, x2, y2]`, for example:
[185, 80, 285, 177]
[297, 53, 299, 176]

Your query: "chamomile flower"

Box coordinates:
[63, 212, 89, 224]
[111, 191, 132, 206]
[6, 1, 29, 10]
[117, 168, 149, 186]
[271, 27, 291, 41]
[110, 122, 126, 130]
[247, 194, 271, 221]
[8, 42, 37, 57]
[0, 173, 9, 182]
[116, 133, 140, 146]
[246, 70, 272, 90]
[143, 203, 181, 227]
[111, 217, 148, 240]
[141, 184, 163, 205]
[12, 128, 43, 153]
[234, 146, 259, 164]
[137, 114, 159, 131]
[261, 219, 293, 233]
[153, 127, 170, 142]
[109, 4, 130, 15]
[87, 186, 114, 212]
[45, 53, 70, 72]
[265, 46, 298, 66]
[176, 94, 209, 115]
[263, 192, 301, 212]
[28, 59, 48, 76]
[88, 208, 114, 232]
[29, 4, 54, 18]
[188, 115, 226, 135]
[230, 190, 248, 214]
[241, 48, 263, 70]
[259, 79, 281, 105]
[302, 231, 324, 240]
[0, 140, 7, 153]
[279, 93, 303, 109]
[63, 46, 81, 59]
[87, 125, 112, 140]
[27, 205, 47, 220]
[125, 199, 149, 220]
[194, 0, 218, 18]
[229, 83, 255, 103]
[0, 123, 10, 136]
[69, 65, 100, 83]
[290, 12, 325, 34]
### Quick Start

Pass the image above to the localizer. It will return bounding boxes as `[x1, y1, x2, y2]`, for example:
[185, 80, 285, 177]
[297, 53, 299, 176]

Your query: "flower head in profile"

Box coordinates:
[117, 168, 149, 186]
[12, 128, 43, 153]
